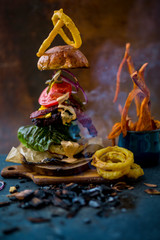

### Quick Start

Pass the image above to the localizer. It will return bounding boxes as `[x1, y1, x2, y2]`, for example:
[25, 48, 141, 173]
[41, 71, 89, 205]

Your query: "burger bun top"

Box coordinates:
[37, 45, 89, 71]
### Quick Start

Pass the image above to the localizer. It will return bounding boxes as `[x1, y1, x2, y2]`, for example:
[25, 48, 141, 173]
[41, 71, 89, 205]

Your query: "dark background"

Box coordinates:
[0, 0, 160, 153]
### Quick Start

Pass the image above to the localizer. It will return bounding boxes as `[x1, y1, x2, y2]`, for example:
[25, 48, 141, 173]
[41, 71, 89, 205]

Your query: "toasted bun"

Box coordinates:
[37, 45, 89, 70]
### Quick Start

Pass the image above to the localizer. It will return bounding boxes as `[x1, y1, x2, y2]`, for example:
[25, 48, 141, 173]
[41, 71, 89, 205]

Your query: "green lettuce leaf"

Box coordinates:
[17, 125, 74, 152]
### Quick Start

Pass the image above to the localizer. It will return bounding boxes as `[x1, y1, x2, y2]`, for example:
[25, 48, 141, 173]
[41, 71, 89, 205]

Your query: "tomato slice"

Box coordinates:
[38, 81, 72, 107]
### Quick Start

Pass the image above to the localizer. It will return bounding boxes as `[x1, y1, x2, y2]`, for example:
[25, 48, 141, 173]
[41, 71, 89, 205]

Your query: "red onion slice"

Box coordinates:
[0, 181, 5, 191]
[76, 110, 97, 137]
[61, 70, 88, 104]
[61, 75, 79, 92]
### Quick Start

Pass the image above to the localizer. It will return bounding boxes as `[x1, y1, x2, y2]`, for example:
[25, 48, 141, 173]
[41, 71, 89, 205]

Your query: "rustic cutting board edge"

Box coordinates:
[1, 165, 106, 185]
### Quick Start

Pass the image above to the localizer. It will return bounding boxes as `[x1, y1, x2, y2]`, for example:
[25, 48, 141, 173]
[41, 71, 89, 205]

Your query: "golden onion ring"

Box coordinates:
[52, 9, 82, 49]
[37, 9, 82, 57]
[126, 163, 144, 179]
[37, 17, 64, 57]
[97, 166, 130, 180]
[91, 146, 134, 171]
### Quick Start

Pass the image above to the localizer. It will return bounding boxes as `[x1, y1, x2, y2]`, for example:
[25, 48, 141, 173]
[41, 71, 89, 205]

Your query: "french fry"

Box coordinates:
[121, 88, 142, 137]
[127, 56, 148, 117]
[126, 55, 135, 75]
[136, 97, 152, 131]
[108, 43, 160, 142]
[131, 69, 152, 131]
[113, 43, 130, 103]
[131, 70, 150, 97]
[154, 120, 160, 129]
[127, 120, 136, 131]
[138, 62, 148, 81]
[108, 122, 121, 139]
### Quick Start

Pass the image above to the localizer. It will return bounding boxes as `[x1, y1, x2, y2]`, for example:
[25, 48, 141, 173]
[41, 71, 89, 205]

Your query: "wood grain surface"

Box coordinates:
[1, 164, 105, 185]
[0, 0, 160, 153]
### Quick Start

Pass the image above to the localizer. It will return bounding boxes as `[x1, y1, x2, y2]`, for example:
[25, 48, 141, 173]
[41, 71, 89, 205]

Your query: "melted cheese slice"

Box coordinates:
[36, 92, 76, 122]
[36, 105, 51, 119]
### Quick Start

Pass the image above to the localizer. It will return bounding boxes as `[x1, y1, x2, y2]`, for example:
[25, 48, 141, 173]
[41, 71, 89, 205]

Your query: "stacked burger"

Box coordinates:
[6, 9, 99, 172]
[18, 45, 97, 158]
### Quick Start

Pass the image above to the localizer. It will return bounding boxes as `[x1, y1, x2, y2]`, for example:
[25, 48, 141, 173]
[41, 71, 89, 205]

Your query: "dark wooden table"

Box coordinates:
[1, 154, 160, 240]
[0, 0, 160, 153]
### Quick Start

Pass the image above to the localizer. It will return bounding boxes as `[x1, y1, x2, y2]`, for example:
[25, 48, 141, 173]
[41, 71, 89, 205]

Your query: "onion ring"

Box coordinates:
[52, 9, 82, 49]
[97, 166, 130, 180]
[91, 146, 134, 171]
[37, 9, 82, 57]
[126, 163, 144, 179]
[37, 17, 64, 57]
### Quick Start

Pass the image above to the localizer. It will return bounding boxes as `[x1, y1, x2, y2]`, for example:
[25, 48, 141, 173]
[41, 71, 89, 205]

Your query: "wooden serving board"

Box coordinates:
[1, 165, 105, 185]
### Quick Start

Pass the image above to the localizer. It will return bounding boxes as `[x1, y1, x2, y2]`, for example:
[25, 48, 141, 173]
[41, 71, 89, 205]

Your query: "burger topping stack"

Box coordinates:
[6, 9, 98, 166]
[6, 10, 145, 181]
